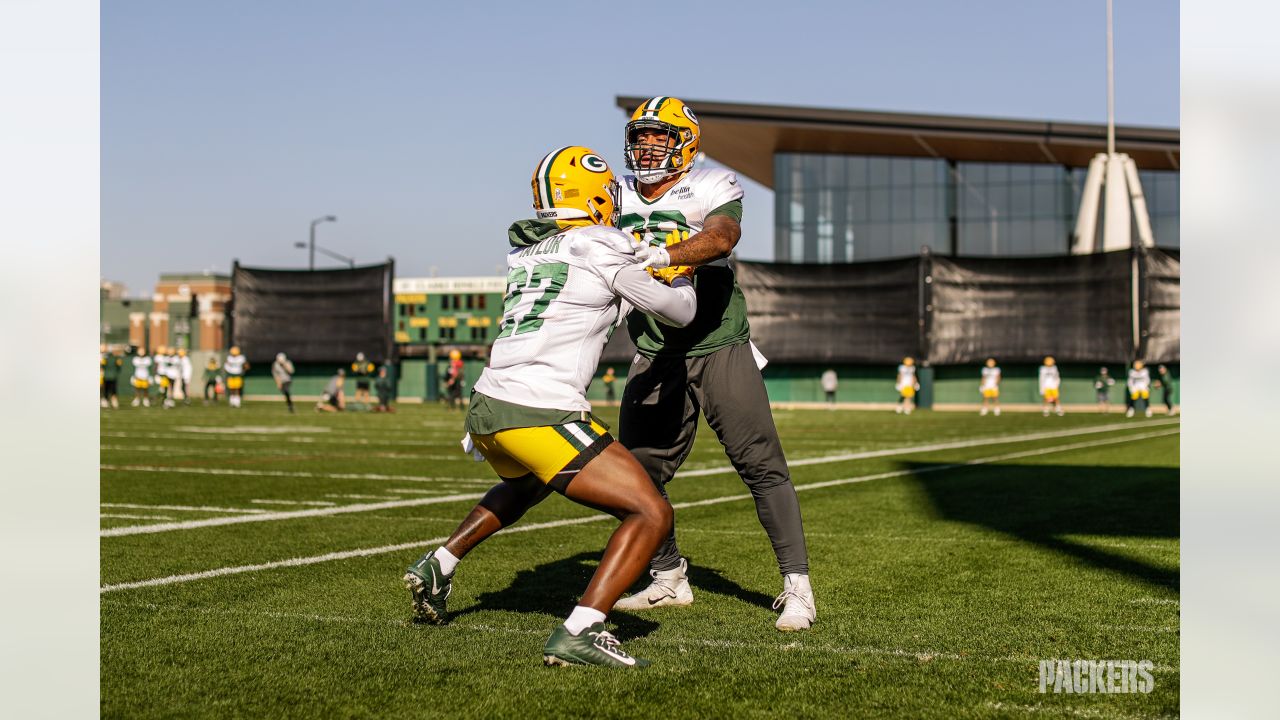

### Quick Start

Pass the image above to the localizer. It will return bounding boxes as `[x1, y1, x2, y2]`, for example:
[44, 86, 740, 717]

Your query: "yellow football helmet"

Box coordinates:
[531, 146, 619, 229]
[230, 346, 242, 356]
[903, 357, 915, 367]
[625, 96, 701, 184]
[1044, 356, 1056, 366]
[1133, 360, 1145, 370]
[448, 349, 462, 361]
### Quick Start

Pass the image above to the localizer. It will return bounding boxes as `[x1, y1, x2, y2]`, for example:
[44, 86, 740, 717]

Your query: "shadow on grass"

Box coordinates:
[908, 461, 1179, 591]
[686, 563, 777, 611]
[447, 551, 661, 638]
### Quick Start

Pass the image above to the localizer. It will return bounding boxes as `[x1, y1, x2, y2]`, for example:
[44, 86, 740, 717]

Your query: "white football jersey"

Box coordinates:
[896, 364, 916, 391]
[164, 355, 181, 379]
[224, 355, 247, 376]
[1039, 366, 1061, 391]
[475, 225, 693, 412]
[1127, 368, 1151, 391]
[981, 366, 1001, 389]
[132, 355, 152, 380]
[618, 167, 744, 268]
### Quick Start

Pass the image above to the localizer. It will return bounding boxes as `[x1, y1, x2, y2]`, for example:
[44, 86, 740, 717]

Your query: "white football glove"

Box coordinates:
[630, 236, 671, 269]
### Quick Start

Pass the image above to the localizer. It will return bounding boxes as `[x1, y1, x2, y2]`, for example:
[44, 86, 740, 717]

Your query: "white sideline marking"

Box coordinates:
[100, 492, 488, 538]
[100, 428, 1178, 592]
[102, 431, 448, 448]
[174, 425, 331, 434]
[100, 444, 461, 460]
[679, 418, 1181, 478]
[324, 494, 402, 501]
[99, 465, 493, 485]
[101, 514, 176, 520]
[101, 502, 269, 515]
[385, 487, 477, 495]
[250, 499, 338, 507]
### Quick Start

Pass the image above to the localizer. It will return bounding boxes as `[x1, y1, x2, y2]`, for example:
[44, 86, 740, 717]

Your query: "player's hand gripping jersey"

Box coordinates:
[475, 224, 697, 413]
[618, 167, 747, 358]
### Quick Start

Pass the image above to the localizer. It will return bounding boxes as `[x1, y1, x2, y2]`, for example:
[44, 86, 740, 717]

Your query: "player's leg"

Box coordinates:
[543, 441, 671, 668]
[614, 353, 700, 610]
[405, 472, 551, 625]
[693, 343, 815, 631]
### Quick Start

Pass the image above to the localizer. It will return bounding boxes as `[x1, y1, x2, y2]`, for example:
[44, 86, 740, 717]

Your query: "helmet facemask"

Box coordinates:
[625, 120, 691, 184]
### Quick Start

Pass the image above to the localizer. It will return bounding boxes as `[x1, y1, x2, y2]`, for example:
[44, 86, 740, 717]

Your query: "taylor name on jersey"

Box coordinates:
[618, 167, 743, 265]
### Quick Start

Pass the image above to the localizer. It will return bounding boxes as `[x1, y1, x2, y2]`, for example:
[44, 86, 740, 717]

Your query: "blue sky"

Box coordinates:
[102, 1, 1178, 294]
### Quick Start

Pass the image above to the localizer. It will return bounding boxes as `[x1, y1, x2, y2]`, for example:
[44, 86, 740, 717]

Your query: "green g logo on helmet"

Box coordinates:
[581, 153, 608, 173]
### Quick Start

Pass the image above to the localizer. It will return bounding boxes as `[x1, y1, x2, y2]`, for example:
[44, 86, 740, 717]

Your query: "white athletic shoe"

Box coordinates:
[895, 405, 903, 414]
[142, 398, 150, 407]
[993, 407, 1001, 416]
[100, 398, 109, 408]
[1043, 408, 1050, 417]
[980, 407, 988, 416]
[131, 398, 140, 407]
[1126, 408, 1135, 418]
[1145, 408, 1153, 418]
[613, 558, 694, 611]
[774, 573, 816, 632]
[1056, 408, 1065, 417]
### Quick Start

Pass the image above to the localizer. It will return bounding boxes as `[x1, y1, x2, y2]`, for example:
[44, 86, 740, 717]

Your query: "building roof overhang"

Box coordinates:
[616, 96, 1180, 188]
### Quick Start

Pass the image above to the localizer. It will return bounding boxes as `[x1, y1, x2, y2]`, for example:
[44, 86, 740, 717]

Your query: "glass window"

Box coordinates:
[956, 161, 1072, 256]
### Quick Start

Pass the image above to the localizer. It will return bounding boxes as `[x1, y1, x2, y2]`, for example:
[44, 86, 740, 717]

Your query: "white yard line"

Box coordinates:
[250, 499, 338, 507]
[323, 494, 402, 501]
[102, 431, 449, 448]
[100, 428, 1178, 591]
[101, 514, 176, 521]
[100, 444, 462, 460]
[99, 465, 493, 485]
[679, 418, 1180, 477]
[101, 502, 270, 515]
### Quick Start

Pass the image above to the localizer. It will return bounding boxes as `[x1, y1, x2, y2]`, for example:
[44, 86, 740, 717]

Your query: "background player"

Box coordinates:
[1155, 364, 1178, 416]
[223, 346, 248, 408]
[608, 97, 814, 631]
[1040, 356, 1063, 416]
[1094, 366, 1116, 412]
[896, 357, 919, 415]
[444, 349, 464, 410]
[101, 345, 124, 409]
[351, 352, 375, 409]
[203, 355, 221, 404]
[1127, 360, 1152, 418]
[130, 347, 152, 407]
[979, 357, 1001, 416]
[403, 146, 693, 668]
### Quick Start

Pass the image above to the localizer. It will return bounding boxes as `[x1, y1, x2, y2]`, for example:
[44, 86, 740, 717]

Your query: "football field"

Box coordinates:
[100, 402, 1179, 719]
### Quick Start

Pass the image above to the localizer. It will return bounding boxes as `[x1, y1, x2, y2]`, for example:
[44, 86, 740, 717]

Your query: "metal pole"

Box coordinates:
[1106, 0, 1116, 157]
[309, 221, 317, 271]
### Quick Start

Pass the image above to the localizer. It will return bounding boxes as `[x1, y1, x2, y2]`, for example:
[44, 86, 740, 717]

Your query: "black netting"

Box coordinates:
[736, 258, 921, 363]
[1142, 248, 1181, 363]
[231, 262, 393, 363]
[928, 252, 1134, 363]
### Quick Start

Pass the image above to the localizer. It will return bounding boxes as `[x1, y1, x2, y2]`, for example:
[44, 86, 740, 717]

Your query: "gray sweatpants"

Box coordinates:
[619, 341, 809, 575]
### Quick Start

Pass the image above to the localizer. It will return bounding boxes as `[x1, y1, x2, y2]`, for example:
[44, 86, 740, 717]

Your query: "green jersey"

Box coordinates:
[618, 168, 750, 358]
[102, 354, 125, 381]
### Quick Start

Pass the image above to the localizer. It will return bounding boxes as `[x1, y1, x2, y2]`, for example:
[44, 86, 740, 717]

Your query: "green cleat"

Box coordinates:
[542, 622, 650, 668]
[403, 550, 453, 625]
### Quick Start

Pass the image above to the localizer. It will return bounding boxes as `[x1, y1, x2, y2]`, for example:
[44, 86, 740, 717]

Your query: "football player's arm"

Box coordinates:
[664, 213, 742, 267]
[610, 264, 697, 327]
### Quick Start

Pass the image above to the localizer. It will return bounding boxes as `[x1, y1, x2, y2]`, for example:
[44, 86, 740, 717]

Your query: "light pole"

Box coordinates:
[309, 215, 337, 270]
[295, 238, 355, 269]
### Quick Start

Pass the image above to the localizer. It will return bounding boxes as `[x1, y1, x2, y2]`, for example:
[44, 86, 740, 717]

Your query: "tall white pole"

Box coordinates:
[1106, 0, 1115, 157]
